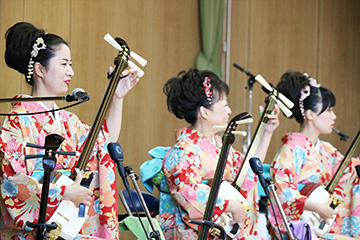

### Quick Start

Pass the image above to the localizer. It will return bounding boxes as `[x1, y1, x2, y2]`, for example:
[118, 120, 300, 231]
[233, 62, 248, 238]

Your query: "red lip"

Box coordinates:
[65, 80, 71, 85]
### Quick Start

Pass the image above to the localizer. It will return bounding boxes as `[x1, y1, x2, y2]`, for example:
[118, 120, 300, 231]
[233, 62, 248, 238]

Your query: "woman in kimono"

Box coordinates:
[158, 69, 280, 239]
[0, 22, 139, 239]
[270, 71, 360, 239]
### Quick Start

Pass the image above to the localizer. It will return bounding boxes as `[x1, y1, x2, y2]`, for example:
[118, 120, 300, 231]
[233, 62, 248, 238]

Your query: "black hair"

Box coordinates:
[5, 22, 68, 85]
[276, 71, 336, 124]
[163, 69, 229, 125]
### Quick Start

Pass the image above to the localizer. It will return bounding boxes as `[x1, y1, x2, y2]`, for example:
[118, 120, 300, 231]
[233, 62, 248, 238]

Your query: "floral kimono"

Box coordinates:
[157, 128, 263, 240]
[270, 132, 360, 239]
[0, 96, 119, 240]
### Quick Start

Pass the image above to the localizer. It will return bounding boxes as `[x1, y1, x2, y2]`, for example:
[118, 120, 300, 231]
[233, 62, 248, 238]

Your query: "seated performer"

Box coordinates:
[0, 22, 139, 239]
[156, 69, 280, 239]
[270, 71, 360, 239]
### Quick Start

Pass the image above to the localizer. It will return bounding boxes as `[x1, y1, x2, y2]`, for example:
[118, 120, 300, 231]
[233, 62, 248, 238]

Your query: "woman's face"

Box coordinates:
[207, 94, 232, 127]
[40, 44, 74, 96]
[312, 106, 337, 135]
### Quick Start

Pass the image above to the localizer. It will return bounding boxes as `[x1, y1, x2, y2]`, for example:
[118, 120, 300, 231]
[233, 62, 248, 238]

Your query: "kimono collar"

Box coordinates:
[13, 94, 62, 128]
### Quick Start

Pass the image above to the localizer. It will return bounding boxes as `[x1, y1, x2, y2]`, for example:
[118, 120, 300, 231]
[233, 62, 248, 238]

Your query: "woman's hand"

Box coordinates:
[108, 67, 140, 99]
[63, 174, 93, 207]
[226, 199, 247, 229]
[261, 104, 280, 134]
[305, 199, 336, 224]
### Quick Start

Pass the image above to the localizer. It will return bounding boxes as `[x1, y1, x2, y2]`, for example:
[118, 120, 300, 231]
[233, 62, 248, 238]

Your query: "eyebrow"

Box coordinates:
[59, 58, 72, 62]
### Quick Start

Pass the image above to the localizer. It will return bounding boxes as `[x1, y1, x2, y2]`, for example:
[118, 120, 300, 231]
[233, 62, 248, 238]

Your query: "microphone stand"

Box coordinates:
[108, 143, 161, 240]
[265, 178, 295, 240]
[25, 133, 66, 240]
[197, 112, 252, 240]
[0, 90, 90, 103]
[233, 63, 256, 154]
[126, 166, 161, 240]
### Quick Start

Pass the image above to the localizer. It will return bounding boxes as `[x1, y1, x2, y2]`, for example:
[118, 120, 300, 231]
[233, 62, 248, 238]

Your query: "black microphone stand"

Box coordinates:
[0, 89, 90, 103]
[197, 112, 252, 240]
[108, 143, 161, 240]
[25, 133, 66, 240]
[233, 63, 256, 154]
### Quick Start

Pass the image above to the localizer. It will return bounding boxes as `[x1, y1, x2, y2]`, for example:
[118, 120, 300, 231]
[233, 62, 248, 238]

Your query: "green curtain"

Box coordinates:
[194, 0, 225, 78]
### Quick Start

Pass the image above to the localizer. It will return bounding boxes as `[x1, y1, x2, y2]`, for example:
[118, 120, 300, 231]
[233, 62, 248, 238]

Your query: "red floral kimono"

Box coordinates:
[270, 132, 360, 239]
[158, 128, 264, 240]
[0, 96, 119, 240]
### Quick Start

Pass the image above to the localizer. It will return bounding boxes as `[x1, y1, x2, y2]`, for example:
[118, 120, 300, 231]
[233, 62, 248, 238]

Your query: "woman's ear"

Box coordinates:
[199, 106, 209, 120]
[33, 62, 45, 78]
[304, 109, 316, 121]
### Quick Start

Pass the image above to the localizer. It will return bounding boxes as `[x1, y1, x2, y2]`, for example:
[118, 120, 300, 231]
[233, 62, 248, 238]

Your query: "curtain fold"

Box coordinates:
[194, 0, 225, 78]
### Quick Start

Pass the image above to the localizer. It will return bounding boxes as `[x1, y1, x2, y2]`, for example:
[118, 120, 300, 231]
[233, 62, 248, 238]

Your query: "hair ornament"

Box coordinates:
[304, 72, 320, 88]
[299, 73, 321, 118]
[203, 76, 213, 103]
[27, 37, 47, 83]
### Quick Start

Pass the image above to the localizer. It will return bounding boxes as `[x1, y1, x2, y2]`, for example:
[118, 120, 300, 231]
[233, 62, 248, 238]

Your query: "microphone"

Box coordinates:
[332, 127, 350, 141]
[356, 165, 360, 179]
[233, 63, 255, 79]
[107, 142, 124, 162]
[65, 88, 90, 102]
[249, 157, 269, 196]
[107, 142, 128, 181]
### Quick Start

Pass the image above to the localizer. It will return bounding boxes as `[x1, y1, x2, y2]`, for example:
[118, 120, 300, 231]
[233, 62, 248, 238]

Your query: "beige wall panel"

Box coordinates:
[0, 0, 25, 116]
[317, 0, 360, 155]
[67, 1, 200, 237]
[228, 0, 250, 153]
[245, 0, 319, 162]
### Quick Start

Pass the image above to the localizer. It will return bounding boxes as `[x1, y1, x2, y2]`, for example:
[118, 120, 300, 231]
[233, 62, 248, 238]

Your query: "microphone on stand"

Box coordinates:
[356, 165, 360, 179]
[249, 157, 269, 196]
[249, 157, 295, 240]
[0, 88, 90, 103]
[65, 88, 90, 102]
[332, 127, 350, 141]
[233, 63, 255, 80]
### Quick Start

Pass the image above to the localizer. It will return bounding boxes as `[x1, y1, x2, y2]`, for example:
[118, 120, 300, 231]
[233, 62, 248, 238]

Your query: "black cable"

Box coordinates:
[0, 99, 88, 116]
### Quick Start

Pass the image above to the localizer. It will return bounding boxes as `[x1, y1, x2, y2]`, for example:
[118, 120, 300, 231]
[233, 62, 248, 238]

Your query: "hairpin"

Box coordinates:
[27, 37, 47, 83]
[203, 77, 212, 103]
[299, 73, 321, 118]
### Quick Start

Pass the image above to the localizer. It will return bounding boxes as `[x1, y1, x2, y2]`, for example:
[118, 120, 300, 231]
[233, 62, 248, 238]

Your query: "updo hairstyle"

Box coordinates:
[276, 71, 336, 124]
[5, 22, 68, 85]
[163, 69, 229, 125]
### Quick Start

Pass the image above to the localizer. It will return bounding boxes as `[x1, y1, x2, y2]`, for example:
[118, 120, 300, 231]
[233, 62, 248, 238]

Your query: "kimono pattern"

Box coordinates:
[0, 96, 119, 240]
[157, 128, 264, 240]
[270, 132, 360, 239]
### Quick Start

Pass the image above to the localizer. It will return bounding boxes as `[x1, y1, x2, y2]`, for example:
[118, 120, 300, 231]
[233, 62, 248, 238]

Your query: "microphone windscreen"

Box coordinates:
[107, 142, 124, 161]
[249, 157, 263, 174]
[356, 165, 360, 179]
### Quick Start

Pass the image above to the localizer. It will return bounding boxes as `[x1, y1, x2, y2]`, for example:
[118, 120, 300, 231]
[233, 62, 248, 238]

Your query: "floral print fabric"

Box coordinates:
[270, 132, 360, 239]
[0, 96, 119, 240]
[158, 128, 264, 240]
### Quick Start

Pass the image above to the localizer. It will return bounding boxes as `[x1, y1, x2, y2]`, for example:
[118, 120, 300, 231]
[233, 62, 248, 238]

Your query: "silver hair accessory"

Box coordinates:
[27, 37, 47, 82]
[299, 73, 321, 118]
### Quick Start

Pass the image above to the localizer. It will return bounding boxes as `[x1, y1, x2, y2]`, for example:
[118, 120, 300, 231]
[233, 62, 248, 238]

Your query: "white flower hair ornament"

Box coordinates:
[299, 73, 321, 118]
[27, 37, 47, 82]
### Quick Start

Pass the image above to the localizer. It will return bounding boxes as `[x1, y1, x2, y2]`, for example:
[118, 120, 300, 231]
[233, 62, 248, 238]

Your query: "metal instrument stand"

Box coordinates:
[108, 143, 161, 240]
[25, 134, 65, 240]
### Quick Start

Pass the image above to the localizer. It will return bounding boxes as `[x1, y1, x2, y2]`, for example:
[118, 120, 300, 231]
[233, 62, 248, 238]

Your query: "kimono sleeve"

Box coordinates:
[0, 115, 66, 229]
[163, 146, 229, 226]
[271, 144, 307, 221]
